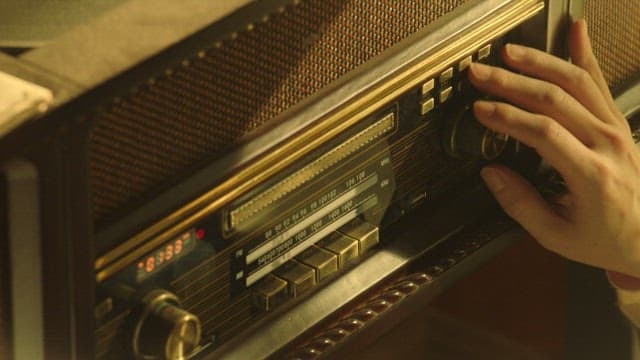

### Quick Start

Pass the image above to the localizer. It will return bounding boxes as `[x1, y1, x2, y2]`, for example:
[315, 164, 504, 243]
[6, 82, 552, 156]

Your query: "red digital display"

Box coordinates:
[135, 229, 198, 282]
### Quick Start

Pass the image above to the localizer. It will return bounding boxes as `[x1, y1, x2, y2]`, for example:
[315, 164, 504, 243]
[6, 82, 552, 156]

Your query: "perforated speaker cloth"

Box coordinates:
[585, 0, 640, 89]
[88, 0, 468, 226]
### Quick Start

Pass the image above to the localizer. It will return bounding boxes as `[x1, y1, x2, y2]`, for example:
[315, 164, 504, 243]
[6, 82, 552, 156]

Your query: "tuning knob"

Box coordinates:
[442, 105, 509, 160]
[132, 289, 201, 360]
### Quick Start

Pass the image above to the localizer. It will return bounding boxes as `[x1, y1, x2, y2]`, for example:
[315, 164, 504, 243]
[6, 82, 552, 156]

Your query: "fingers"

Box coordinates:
[480, 164, 568, 246]
[501, 43, 621, 127]
[468, 62, 608, 147]
[473, 100, 592, 183]
[568, 20, 619, 114]
[570, 20, 629, 131]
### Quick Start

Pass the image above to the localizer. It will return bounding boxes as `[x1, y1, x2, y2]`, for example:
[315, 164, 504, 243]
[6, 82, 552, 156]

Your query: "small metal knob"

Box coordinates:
[442, 106, 509, 160]
[132, 289, 201, 360]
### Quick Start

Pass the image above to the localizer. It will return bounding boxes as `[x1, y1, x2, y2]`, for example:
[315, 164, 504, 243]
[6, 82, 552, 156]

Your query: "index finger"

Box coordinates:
[473, 100, 594, 188]
[501, 43, 620, 128]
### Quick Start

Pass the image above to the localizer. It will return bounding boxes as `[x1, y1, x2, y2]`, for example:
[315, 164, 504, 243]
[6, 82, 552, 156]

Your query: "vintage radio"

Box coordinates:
[1, 0, 639, 359]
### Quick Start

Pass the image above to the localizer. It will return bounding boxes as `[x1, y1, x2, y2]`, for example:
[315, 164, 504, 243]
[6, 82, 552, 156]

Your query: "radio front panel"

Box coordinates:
[88, 1, 545, 359]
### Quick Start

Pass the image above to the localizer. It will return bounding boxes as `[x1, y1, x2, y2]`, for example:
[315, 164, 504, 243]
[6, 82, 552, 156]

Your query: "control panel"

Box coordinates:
[92, 1, 545, 358]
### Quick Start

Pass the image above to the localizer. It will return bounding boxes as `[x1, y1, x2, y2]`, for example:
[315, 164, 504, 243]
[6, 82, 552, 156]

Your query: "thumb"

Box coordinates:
[481, 165, 566, 244]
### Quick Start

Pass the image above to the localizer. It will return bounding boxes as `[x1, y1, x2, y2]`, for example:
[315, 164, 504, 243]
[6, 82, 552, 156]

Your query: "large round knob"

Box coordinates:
[442, 106, 509, 160]
[132, 289, 201, 360]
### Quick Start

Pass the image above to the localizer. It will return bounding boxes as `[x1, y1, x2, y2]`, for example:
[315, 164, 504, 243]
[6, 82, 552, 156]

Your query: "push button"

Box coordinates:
[317, 232, 359, 269]
[253, 274, 288, 311]
[438, 86, 453, 104]
[420, 97, 435, 115]
[421, 78, 435, 96]
[478, 44, 491, 61]
[338, 219, 379, 254]
[274, 260, 316, 297]
[439, 67, 454, 84]
[296, 245, 338, 283]
[458, 55, 472, 72]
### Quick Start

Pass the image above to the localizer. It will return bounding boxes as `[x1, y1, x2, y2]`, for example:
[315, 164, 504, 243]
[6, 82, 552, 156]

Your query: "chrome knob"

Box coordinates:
[480, 128, 509, 160]
[442, 106, 509, 160]
[132, 289, 201, 360]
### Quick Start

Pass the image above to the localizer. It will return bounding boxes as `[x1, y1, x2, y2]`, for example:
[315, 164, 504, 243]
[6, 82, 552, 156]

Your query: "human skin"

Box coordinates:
[467, 19, 640, 281]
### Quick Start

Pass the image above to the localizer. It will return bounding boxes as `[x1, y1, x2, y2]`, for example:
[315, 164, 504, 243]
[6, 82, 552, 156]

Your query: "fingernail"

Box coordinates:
[481, 167, 505, 193]
[576, 18, 588, 32]
[505, 43, 524, 60]
[606, 270, 640, 291]
[469, 62, 491, 81]
[474, 100, 496, 119]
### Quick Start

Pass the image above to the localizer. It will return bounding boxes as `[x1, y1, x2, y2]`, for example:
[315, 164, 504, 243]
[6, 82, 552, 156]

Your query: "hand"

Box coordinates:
[467, 19, 640, 278]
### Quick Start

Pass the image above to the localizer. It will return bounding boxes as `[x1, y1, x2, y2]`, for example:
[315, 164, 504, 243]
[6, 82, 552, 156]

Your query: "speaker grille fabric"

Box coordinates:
[585, 0, 640, 89]
[88, 0, 468, 226]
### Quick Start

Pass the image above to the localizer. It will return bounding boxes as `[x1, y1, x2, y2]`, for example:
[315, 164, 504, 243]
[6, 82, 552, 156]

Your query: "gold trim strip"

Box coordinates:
[96, 0, 544, 282]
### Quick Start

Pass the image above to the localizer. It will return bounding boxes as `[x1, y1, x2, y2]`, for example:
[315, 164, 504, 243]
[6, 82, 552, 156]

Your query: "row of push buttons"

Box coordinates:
[253, 219, 379, 311]
[419, 43, 492, 116]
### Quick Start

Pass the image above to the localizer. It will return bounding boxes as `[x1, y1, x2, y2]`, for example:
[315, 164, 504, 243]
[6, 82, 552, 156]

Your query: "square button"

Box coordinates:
[439, 86, 453, 104]
[439, 67, 454, 84]
[478, 44, 491, 60]
[458, 55, 472, 72]
[420, 98, 435, 115]
[421, 78, 435, 96]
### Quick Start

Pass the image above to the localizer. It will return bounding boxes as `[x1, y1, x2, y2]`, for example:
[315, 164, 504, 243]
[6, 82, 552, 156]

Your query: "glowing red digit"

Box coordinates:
[145, 257, 155, 273]
[166, 244, 174, 261]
